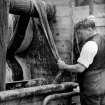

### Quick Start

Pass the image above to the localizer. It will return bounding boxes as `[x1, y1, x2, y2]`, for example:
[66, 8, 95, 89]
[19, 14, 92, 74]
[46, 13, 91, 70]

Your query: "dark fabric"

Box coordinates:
[7, 56, 23, 81]
[78, 34, 105, 95]
[80, 69, 105, 95]
[86, 35, 105, 71]
[80, 93, 105, 105]
[76, 34, 105, 104]
[7, 15, 30, 54]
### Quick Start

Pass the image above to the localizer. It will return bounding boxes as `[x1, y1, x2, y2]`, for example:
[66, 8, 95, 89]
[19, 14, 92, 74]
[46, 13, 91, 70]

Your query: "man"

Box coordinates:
[57, 17, 105, 105]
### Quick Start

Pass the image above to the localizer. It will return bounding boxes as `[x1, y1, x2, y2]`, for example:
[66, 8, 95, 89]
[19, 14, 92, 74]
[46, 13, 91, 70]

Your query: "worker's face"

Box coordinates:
[77, 28, 92, 42]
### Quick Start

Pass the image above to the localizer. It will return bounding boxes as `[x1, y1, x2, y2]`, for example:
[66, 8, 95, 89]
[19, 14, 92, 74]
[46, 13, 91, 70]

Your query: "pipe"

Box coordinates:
[0, 82, 78, 101]
[43, 91, 80, 105]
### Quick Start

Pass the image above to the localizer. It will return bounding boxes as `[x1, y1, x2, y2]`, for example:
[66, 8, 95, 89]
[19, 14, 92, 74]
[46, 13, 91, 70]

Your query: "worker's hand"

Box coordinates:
[57, 58, 66, 70]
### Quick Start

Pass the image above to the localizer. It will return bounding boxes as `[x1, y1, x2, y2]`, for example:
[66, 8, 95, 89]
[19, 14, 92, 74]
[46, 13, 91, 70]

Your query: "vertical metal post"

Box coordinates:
[70, 0, 74, 64]
[0, 0, 8, 90]
[70, 0, 76, 82]
[89, 0, 94, 15]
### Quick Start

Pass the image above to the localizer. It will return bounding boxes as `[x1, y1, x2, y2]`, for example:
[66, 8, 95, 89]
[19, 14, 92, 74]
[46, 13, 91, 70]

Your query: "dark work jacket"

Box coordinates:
[78, 34, 105, 96]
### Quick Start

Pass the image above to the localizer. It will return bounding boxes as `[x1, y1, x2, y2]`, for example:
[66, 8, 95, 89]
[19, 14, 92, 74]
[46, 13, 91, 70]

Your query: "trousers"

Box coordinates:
[80, 93, 105, 105]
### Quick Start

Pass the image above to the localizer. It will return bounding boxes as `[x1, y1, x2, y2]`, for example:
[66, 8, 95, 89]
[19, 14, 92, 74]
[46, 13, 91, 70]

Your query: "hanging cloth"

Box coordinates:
[32, 0, 60, 61]
[32, 0, 63, 83]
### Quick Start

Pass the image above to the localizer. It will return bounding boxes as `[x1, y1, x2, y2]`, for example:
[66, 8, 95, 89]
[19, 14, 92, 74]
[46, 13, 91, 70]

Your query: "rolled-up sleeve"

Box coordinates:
[77, 41, 98, 68]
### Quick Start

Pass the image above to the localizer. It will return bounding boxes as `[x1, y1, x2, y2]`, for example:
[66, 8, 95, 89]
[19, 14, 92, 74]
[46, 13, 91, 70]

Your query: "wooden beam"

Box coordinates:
[0, 0, 8, 90]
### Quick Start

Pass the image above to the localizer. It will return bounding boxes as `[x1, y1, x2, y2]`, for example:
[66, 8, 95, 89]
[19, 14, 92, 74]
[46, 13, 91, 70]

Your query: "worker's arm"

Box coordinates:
[57, 41, 98, 73]
[57, 59, 86, 73]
